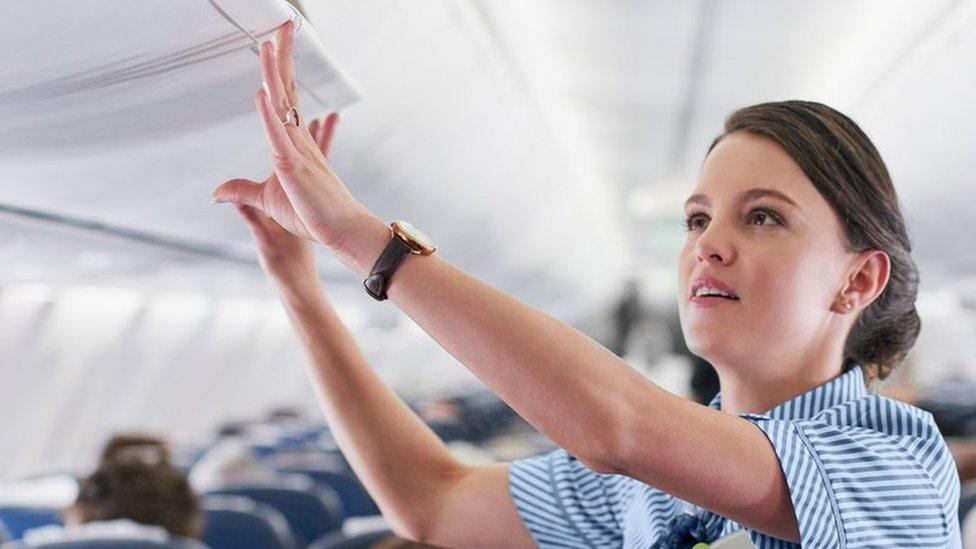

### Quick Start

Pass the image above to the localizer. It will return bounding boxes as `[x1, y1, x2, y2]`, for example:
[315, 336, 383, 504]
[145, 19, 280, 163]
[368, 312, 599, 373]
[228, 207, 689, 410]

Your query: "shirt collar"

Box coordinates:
[706, 365, 868, 421]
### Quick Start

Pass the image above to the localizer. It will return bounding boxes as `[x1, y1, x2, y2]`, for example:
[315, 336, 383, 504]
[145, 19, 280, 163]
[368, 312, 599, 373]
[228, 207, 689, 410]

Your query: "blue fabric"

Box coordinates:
[27, 540, 202, 549]
[207, 485, 343, 548]
[508, 366, 962, 548]
[278, 468, 379, 518]
[201, 495, 295, 549]
[0, 507, 62, 541]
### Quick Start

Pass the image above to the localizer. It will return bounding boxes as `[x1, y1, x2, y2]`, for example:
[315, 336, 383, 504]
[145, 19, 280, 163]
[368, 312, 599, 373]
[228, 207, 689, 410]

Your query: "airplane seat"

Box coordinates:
[200, 495, 296, 549]
[308, 528, 392, 549]
[0, 507, 62, 541]
[13, 539, 206, 548]
[206, 477, 343, 548]
[276, 468, 379, 519]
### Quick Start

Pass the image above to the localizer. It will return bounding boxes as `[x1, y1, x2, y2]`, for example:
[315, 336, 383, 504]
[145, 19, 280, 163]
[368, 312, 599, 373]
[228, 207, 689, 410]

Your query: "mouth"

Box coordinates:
[689, 276, 740, 305]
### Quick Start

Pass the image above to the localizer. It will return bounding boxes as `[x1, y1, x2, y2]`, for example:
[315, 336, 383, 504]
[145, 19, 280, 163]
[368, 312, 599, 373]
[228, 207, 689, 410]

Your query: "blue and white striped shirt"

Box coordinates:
[508, 366, 961, 547]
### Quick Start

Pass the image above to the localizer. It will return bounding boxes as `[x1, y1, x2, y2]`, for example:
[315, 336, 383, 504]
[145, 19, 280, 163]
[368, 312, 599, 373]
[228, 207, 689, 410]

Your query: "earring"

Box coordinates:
[845, 302, 853, 310]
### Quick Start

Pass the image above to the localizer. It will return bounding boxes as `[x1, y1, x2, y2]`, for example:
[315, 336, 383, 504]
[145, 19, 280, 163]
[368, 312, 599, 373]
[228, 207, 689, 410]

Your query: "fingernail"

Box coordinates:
[262, 81, 270, 96]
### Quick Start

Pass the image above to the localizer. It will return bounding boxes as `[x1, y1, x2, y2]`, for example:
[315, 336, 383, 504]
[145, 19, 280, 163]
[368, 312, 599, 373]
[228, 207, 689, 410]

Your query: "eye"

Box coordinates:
[684, 212, 709, 232]
[747, 207, 784, 227]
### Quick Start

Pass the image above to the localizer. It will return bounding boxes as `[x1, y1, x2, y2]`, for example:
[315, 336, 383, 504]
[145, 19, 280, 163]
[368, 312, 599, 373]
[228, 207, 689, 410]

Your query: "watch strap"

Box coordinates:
[364, 235, 413, 301]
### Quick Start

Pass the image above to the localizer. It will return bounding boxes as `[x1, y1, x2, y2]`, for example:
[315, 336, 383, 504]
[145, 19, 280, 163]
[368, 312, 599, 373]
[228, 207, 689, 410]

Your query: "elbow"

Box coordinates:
[381, 463, 468, 545]
[574, 411, 634, 476]
[380, 509, 420, 542]
[576, 396, 660, 476]
[387, 508, 455, 547]
[388, 522, 433, 545]
[583, 439, 632, 476]
[385, 508, 440, 545]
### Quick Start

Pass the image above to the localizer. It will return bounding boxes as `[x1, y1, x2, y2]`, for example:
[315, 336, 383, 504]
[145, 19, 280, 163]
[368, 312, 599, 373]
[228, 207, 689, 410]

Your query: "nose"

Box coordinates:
[694, 222, 735, 266]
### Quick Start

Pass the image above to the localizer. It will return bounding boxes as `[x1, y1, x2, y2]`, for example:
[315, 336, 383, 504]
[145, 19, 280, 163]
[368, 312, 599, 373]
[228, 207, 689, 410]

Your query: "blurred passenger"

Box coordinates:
[23, 459, 201, 546]
[609, 279, 643, 356]
[188, 436, 278, 492]
[99, 433, 172, 467]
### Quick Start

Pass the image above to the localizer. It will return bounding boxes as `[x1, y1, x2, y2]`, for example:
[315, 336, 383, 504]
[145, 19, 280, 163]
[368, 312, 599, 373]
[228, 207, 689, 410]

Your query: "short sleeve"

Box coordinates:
[508, 449, 626, 548]
[743, 401, 960, 548]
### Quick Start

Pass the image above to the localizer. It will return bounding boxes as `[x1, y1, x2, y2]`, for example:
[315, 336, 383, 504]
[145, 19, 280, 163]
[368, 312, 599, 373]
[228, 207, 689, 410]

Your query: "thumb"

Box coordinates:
[212, 178, 264, 208]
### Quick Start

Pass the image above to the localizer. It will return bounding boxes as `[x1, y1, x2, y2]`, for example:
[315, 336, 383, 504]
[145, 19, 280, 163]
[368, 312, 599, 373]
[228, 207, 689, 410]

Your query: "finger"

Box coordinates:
[307, 117, 320, 138]
[260, 40, 291, 120]
[213, 177, 264, 208]
[260, 38, 320, 159]
[276, 20, 300, 110]
[319, 112, 339, 158]
[254, 89, 301, 167]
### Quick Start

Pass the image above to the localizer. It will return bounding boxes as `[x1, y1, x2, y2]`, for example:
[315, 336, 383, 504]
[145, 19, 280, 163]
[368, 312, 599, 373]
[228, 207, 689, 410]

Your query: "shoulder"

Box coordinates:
[813, 393, 940, 437]
[745, 396, 962, 546]
[801, 395, 956, 496]
[801, 395, 960, 522]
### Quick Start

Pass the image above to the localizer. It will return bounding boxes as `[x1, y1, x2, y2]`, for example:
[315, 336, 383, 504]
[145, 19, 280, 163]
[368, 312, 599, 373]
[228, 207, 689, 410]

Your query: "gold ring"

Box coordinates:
[283, 107, 301, 127]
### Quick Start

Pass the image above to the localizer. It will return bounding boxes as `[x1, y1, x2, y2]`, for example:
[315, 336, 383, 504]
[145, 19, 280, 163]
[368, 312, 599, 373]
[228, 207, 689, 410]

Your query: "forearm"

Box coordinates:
[342, 216, 661, 469]
[278, 285, 466, 537]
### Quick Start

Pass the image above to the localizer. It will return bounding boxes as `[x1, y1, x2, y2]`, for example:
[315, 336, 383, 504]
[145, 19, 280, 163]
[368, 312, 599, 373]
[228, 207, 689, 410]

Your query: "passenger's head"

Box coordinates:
[100, 434, 171, 466]
[69, 459, 201, 538]
[678, 100, 919, 382]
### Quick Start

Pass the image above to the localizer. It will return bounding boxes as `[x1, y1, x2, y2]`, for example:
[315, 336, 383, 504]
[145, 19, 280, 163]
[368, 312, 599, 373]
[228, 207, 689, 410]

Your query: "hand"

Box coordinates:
[234, 116, 340, 294]
[213, 21, 375, 264]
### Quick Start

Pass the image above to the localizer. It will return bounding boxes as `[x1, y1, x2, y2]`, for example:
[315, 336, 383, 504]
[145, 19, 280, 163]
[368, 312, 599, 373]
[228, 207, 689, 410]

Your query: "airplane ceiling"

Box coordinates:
[2, 0, 975, 322]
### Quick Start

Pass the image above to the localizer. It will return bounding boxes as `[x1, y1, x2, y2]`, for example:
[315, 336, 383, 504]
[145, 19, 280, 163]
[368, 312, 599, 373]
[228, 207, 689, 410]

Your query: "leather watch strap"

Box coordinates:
[364, 236, 413, 301]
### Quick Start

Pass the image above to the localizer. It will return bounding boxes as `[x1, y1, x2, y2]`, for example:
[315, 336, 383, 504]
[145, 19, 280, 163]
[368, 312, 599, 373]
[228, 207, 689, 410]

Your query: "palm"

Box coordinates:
[215, 114, 339, 242]
[257, 172, 315, 241]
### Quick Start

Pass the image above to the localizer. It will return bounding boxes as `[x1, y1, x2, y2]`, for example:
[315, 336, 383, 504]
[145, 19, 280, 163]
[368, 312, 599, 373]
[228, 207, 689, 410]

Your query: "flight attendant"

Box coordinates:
[213, 22, 960, 547]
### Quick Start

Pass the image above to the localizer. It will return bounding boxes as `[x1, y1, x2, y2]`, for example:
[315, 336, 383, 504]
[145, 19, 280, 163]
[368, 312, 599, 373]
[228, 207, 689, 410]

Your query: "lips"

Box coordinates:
[690, 276, 739, 301]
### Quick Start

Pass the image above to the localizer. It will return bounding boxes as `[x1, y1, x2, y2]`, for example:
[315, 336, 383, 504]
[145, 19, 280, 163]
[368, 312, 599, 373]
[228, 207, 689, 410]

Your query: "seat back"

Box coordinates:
[29, 539, 204, 549]
[207, 479, 342, 548]
[278, 468, 379, 518]
[201, 495, 295, 549]
[0, 506, 62, 541]
[308, 529, 393, 549]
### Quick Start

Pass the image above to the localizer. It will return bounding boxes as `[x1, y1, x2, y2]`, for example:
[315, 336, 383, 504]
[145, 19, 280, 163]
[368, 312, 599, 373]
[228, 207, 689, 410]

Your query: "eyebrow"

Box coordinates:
[683, 188, 800, 210]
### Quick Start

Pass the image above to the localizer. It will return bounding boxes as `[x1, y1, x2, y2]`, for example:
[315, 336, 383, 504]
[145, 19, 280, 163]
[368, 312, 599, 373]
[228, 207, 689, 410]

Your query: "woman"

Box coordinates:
[213, 22, 960, 547]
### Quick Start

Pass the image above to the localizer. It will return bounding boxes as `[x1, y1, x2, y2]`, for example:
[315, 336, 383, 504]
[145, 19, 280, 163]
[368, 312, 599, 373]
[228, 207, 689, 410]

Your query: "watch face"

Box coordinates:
[393, 220, 436, 252]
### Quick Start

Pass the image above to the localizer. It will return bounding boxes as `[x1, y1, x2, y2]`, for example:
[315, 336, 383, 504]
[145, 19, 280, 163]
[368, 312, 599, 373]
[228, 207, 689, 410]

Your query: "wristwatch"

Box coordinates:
[364, 220, 436, 301]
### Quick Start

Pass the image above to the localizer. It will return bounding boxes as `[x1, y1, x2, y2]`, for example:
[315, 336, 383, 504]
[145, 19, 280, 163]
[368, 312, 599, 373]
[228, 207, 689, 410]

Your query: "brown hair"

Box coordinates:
[708, 100, 920, 381]
[100, 434, 171, 466]
[73, 460, 201, 538]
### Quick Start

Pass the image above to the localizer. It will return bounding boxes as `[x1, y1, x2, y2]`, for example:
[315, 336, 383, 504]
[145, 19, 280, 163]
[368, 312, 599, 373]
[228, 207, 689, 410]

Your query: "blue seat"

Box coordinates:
[207, 477, 342, 548]
[0, 506, 62, 541]
[309, 529, 393, 549]
[278, 468, 379, 518]
[28, 540, 204, 549]
[201, 495, 295, 549]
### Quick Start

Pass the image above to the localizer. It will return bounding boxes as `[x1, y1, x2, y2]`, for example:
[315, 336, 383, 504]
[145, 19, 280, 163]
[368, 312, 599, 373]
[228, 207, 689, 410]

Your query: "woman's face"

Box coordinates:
[678, 131, 852, 370]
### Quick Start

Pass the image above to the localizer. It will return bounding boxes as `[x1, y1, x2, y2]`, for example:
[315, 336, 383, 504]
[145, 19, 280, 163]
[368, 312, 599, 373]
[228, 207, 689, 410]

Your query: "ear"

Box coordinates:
[832, 250, 890, 314]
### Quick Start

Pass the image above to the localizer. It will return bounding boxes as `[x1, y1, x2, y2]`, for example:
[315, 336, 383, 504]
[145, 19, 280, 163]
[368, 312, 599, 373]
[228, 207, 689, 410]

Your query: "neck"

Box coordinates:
[714, 352, 845, 416]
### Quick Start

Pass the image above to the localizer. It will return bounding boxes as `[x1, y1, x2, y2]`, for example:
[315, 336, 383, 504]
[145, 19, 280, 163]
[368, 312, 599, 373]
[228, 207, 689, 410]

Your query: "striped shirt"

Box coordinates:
[508, 366, 961, 547]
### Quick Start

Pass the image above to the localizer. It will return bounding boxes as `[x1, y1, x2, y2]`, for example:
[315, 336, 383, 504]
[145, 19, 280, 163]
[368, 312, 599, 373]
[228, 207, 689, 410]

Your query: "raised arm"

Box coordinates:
[214, 21, 799, 542]
[231, 119, 533, 548]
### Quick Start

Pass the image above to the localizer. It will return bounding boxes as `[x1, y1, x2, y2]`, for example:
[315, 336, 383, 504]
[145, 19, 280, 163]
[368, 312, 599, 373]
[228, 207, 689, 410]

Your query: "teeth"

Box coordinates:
[695, 286, 735, 299]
